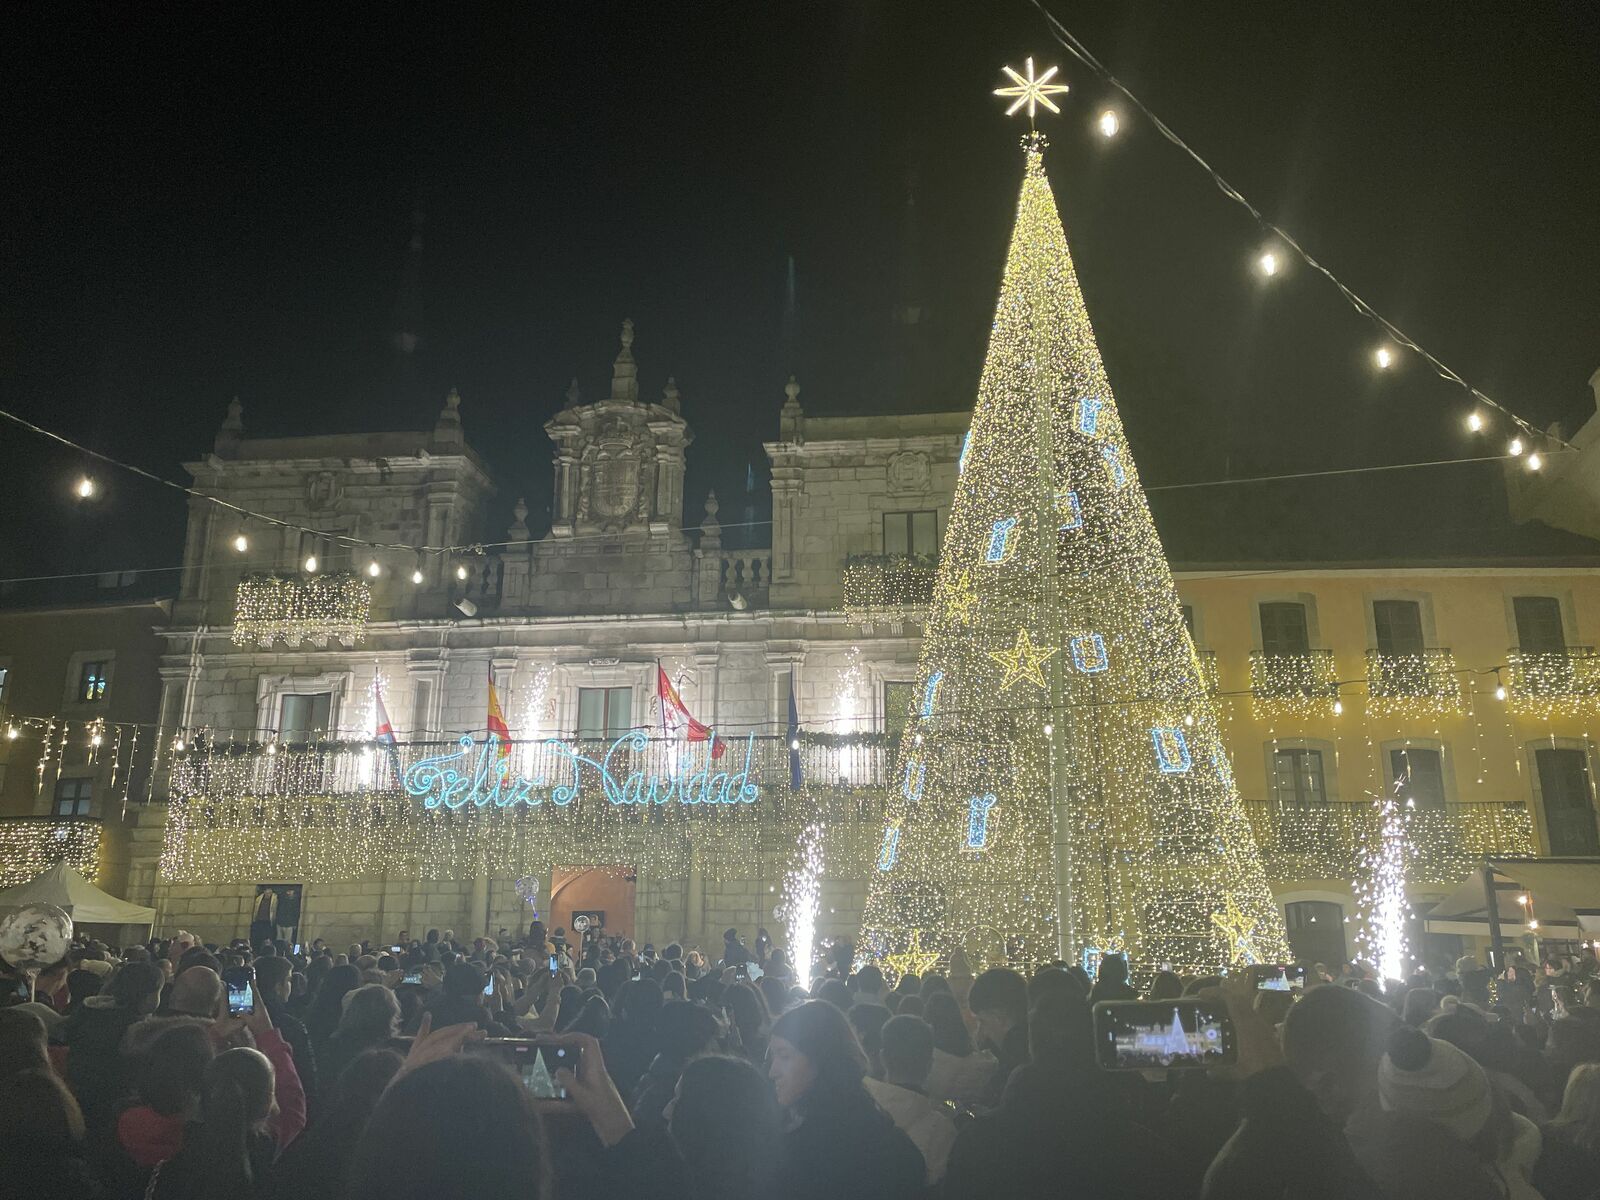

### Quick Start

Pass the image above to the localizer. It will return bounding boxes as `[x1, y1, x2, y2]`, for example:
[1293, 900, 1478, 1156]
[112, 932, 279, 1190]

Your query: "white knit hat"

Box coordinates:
[1379, 1027, 1492, 1141]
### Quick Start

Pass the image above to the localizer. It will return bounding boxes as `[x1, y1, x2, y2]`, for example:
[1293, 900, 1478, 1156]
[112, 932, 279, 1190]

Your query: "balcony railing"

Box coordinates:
[842, 554, 937, 623]
[1248, 650, 1340, 716]
[169, 734, 899, 803]
[1365, 648, 1463, 714]
[0, 817, 102, 888]
[1505, 646, 1600, 714]
[1239, 798, 1535, 887]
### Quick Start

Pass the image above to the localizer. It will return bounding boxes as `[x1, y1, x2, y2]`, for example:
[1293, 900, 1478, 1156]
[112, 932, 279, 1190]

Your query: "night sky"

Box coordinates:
[3, 3, 1597, 583]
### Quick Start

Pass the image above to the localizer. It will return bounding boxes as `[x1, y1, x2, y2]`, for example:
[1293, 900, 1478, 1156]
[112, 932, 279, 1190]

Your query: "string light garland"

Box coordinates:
[842, 555, 938, 623]
[232, 573, 372, 648]
[1248, 651, 1341, 719]
[1503, 649, 1600, 716]
[1027, 1, 1570, 455]
[0, 819, 101, 888]
[857, 111, 1287, 984]
[1364, 650, 1464, 717]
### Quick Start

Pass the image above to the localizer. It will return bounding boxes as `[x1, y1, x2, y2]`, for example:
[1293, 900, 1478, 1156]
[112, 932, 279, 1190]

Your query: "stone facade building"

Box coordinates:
[54, 323, 1600, 967]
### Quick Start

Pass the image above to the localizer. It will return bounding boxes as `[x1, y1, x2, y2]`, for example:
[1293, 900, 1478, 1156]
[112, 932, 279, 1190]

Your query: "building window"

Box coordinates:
[78, 661, 110, 703]
[1513, 596, 1566, 653]
[883, 681, 916, 742]
[1534, 747, 1600, 855]
[577, 686, 633, 740]
[53, 777, 92, 818]
[883, 511, 938, 559]
[1373, 599, 1426, 656]
[1284, 900, 1345, 966]
[1389, 747, 1447, 809]
[1259, 602, 1311, 655]
[279, 693, 333, 742]
[1272, 747, 1327, 806]
[0, 665, 9, 704]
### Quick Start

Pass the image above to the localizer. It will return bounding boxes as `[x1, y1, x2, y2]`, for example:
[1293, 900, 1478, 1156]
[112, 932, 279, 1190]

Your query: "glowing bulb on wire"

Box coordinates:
[1526, 453, 1542, 472]
[1467, 411, 1484, 432]
[1257, 250, 1280, 278]
[232, 534, 249, 553]
[366, 560, 381, 578]
[1496, 684, 1508, 701]
[75, 476, 97, 499]
[1097, 110, 1119, 137]
[410, 569, 425, 585]
[1333, 699, 1344, 715]
[303, 555, 319, 573]
[1508, 437, 1524, 457]
[455, 565, 469, 581]
[5, 725, 17, 740]
[1373, 345, 1394, 370]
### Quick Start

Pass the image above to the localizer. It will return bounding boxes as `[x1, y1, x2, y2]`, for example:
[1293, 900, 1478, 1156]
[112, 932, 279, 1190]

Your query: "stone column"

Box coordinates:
[469, 861, 490, 938]
[685, 847, 706, 947]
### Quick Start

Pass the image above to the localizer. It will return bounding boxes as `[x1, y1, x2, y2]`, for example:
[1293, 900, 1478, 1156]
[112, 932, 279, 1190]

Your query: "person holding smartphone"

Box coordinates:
[423, 962, 516, 1036]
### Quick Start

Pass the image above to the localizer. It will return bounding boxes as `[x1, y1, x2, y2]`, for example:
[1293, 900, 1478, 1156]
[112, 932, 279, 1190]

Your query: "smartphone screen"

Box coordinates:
[548, 954, 559, 975]
[292, 943, 301, 956]
[402, 970, 423, 985]
[1256, 965, 1307, 992]
[482, 976, 496, 997]
[227, 981, 255, 1016]
[1093, 1000, 1236, 1071]
[391, 945, 403, 954]
[472, 1039, 578, 1100]
[746, 962, 764, 981]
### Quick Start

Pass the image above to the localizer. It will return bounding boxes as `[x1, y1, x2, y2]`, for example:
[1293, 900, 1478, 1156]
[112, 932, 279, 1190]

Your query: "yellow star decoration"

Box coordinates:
[989, 627, 1057, 691]
[994, 57, 1070, 121]
[884, 929, 942, 981]
[1210, 896, 1260, 966]
[944, 568, 978, 624]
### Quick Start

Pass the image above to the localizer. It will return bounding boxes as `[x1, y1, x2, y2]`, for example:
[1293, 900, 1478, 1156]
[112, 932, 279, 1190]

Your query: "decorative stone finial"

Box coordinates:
[699, 489, 722, 548]
[610, 318, 639, 403]
[662, 376, 681, 415]
[780, 375, 804, 442]
[564, 378, 582, 408]
[785, 376, 801, 405]
[214, 396, 244, 455]
[508, 496, 530, 540]
[432, 387, 464, 446]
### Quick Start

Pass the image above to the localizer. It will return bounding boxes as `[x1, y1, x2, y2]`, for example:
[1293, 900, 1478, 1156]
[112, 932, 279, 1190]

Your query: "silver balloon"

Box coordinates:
[0, 903, 73, 971]
[571, 914, 590, 933]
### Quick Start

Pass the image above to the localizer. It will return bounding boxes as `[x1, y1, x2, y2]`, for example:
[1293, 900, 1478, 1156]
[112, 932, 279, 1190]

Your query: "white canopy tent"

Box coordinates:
[1425, 856, 1600, 963]
[0, 862, 155, 926]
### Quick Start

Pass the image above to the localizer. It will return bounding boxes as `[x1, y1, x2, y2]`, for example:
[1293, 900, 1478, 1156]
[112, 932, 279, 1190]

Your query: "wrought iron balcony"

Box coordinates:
[1248, 650, 1339, 716]
[1505, 646, 1600, 714]
[1239, 798, 1535, 887]
[1365, 648, 1463, 714]
[842, 554, 937, 623]
[0, 817, 102, 888]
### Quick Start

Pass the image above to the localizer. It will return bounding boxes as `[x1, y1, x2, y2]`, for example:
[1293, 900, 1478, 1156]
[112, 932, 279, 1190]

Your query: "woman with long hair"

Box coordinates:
[1536, 1062, 1600, 1200]
[149, 1046, 279, 1199]
[260, 1048, 402, 1200]
[723, 979, 772, 1065]
[767, 1000, 923, 1200]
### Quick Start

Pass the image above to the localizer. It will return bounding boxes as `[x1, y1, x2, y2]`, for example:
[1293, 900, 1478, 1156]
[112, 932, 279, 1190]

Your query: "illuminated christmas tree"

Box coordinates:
[858, 78, 1287, 979]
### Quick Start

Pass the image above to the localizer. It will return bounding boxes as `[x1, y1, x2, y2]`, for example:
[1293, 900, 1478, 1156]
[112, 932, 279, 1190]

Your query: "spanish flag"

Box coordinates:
[486, 665, 512, 760]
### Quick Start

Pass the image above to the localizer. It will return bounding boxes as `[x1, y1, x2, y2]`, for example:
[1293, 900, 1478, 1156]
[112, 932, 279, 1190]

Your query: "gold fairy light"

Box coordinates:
[0, 819, 101, 888]
[233, 573, 372, 648]
[856, 132, 1286, 983]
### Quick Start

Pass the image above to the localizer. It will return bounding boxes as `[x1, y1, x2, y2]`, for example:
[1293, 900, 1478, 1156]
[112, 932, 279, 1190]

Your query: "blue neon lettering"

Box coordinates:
[402, 730, 761, 808]
[1057, 489, 1082, 531]
[1100, 445, 1126, 488]
[1077, 396, 1103, 436]
[921, 671, 943, 718]
[903, 759, 926, 802]
[965, 792, 997, 849]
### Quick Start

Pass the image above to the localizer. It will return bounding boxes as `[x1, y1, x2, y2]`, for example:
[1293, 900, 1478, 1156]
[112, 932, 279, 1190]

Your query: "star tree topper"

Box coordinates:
[994, 57, 1070, 121]
[884, 929, 942, 981]
[989, 627, 1058, 691]
[1211, 896, 1260, 966]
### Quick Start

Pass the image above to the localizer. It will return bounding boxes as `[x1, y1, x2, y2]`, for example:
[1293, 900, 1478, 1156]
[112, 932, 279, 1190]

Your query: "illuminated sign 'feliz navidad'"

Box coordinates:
[403, 729, 761, 810]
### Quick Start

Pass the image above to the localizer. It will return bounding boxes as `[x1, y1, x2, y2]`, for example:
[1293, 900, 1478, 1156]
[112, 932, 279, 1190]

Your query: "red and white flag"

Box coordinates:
[655, 664, 724, 758]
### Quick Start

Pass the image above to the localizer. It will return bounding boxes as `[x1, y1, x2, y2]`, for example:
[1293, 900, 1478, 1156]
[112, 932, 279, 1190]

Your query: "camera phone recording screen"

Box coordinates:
[227, 982, 254, 1015]
[1258, 967, 1291, 991]
[484, 1041, 574, 1100]
[1100, 1002, 1232, 1069]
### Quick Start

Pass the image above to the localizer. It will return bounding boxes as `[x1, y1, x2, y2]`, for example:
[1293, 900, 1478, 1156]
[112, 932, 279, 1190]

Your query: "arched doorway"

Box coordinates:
[549, 866, 637, 941]
[1285, 900, 1345, 967]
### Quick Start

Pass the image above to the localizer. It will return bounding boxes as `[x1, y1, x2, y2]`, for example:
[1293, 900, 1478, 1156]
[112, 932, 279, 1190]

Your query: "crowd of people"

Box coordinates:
[3, 919, 1600, 1199]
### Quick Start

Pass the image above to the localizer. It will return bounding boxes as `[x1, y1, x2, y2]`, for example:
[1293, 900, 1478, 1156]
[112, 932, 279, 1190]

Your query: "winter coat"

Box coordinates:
[777, 1086, 923, 1200]
[60, 995, 146, 1132]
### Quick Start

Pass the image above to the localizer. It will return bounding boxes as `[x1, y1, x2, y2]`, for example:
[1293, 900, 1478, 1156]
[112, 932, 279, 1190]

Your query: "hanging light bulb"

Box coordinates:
[455, 565, 469, 581]
[1467, 410, 1485, 432]
[1097, 109, 1119, 137]
[1373, 345, 1394, 370]
[410, 568, 425, 585]
[1333, 699, 1344, 715]
[303, 555, 319, 573]
[232, 533, 249, 553]
[75, 476, 97, 499]
[1043, 722, 1054, 736]
[1496, 683, 1508, 702]
[1508, 437, 1524, 457]
[5, 725, 17, 740]
[366, 560, 381, 578]
[789, 738, 800, 751]
[172, 737, 186, 753]
[1256, 249, 1280, 277]
[1526, 452, 1543, 471]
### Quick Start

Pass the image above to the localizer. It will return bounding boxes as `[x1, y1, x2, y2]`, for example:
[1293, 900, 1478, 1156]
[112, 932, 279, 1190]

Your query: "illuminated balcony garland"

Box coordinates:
[842, 555, 937, 624]
[1248, 650, 1340, 718]
[1504, 647, 1600, 717]
[232, 573, 372, 649]
[0, 819, 101, 888]
[1365, 649, 1464, 717]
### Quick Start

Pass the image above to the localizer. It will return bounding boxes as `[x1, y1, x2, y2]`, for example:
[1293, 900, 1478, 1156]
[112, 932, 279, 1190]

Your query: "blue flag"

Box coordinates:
[787, 673, 803, 790]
